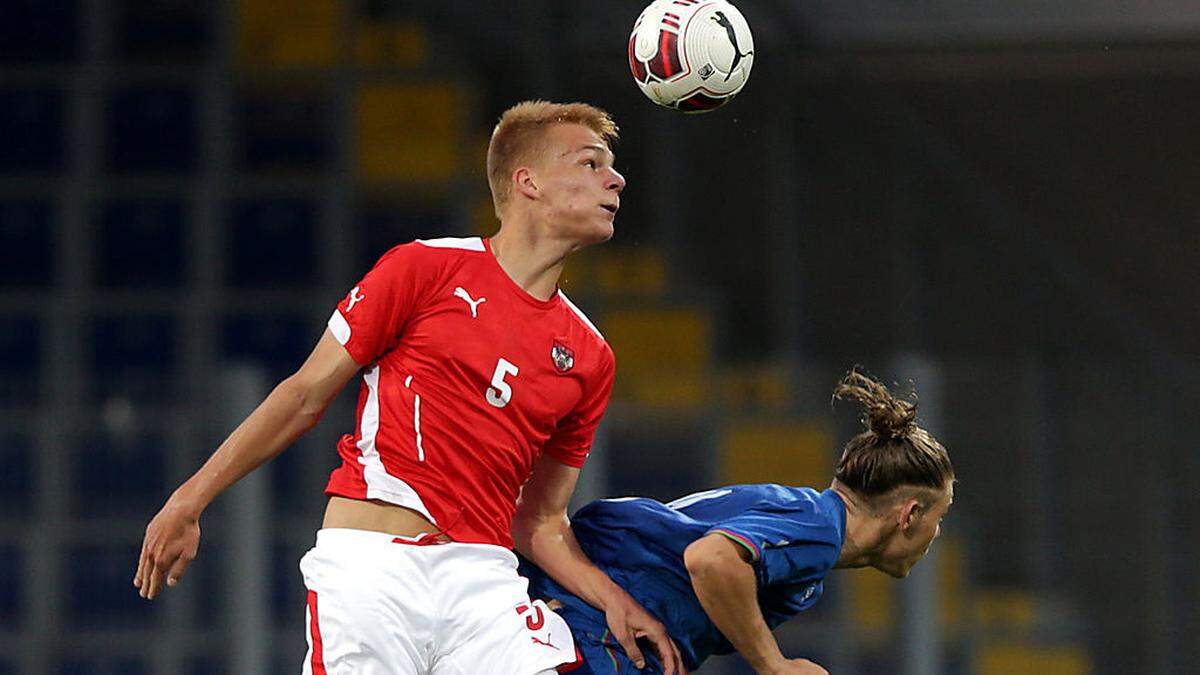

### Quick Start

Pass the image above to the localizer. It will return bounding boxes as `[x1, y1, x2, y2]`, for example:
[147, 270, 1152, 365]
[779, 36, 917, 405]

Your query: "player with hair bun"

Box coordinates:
[523, 370, 956, 674]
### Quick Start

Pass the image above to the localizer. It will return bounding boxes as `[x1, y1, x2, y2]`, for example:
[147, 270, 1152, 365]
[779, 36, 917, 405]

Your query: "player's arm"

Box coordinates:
[134, 329, 360, 600]
[513, 455, 685, 675]
[684, 534, 827, 675]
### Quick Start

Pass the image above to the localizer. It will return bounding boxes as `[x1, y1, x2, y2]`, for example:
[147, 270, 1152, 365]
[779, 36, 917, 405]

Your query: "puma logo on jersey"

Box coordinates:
[453, 286, 486, 318]
[530, 633, 556, 649]
[346, 286, 365, 312]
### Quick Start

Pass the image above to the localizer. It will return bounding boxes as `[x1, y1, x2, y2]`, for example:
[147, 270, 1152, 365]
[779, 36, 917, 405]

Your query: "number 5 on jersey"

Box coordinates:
[486, 358, 519, 408]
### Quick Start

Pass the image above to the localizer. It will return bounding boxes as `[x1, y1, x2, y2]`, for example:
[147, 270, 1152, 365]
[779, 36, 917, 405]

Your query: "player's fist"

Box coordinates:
[133, 495, 202, 600]
[764, 658, 829, 675]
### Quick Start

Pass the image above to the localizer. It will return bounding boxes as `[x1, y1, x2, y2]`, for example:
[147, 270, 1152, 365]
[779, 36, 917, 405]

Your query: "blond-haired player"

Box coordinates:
[135, 101, 683, 675]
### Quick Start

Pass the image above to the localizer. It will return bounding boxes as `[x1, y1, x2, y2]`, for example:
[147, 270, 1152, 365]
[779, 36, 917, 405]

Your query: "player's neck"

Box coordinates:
[489, 226, 572, 302]
[831, 484, 888, 569]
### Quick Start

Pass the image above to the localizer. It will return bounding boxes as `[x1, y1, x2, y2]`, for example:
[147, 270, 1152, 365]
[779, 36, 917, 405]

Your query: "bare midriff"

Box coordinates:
[322, 495, 445, 540]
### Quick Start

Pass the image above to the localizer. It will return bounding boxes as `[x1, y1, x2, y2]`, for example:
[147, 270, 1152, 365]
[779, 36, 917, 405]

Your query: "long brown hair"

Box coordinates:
[832, 370, 954, 503]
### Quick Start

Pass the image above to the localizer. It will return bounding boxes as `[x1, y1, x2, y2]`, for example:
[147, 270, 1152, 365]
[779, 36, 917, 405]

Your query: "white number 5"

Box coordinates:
[486, 358, 519, 408]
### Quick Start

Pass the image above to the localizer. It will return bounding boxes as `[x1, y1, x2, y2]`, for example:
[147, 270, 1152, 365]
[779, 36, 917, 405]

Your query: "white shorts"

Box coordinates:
[299, 528, 577, 675]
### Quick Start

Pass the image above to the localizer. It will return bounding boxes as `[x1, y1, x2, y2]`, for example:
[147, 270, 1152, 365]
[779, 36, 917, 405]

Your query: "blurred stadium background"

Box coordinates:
[2, 1, 1199, 673]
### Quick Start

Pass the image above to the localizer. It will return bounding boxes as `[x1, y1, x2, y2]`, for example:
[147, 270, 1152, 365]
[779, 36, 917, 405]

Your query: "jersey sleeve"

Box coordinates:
[705, 505, 842, 587]
[541, 345, 615, 468]
[327, 243, 440, 366]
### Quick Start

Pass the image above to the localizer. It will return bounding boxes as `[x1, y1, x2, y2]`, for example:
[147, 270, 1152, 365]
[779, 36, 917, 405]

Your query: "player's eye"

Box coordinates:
[583, 159, 597, 169]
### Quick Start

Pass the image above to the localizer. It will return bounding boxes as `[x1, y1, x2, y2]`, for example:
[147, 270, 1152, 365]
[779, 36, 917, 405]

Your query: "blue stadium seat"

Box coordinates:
[605, 426, 709, 503]
[0, 88, 65, 172]
[0, 315, 41, 404]
[228, 198, 317, 288]
[0, 199, 55, 287]
[66, 545, 153, 628]
[236, 87, 332, 173]
[0, 433, 33, 513]
[115, 1, 208, 64]
[106, 86, 198, 173]
[188, 658, 227, 675]
[88, 315, 178, 403]
[220, 312, 314, 379]
[0, 1, 78, 63]
[357, 201, 449, 271]
[72, 430, 165, 517]
[57, 659, 148, 675]
[0, 545, 19, 627]
[97, 198, 186, 288]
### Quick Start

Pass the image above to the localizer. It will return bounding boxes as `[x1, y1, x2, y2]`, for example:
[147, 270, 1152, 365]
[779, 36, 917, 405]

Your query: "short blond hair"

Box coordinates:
[486, 100, 619, 217]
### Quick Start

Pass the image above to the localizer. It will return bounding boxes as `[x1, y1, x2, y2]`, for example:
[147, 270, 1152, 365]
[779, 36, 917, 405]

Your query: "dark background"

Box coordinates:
[1, 1, 1198, 673]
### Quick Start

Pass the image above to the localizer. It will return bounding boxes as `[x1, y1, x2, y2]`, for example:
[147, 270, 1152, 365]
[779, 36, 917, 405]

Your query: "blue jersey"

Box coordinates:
[522, 484, 846, 672]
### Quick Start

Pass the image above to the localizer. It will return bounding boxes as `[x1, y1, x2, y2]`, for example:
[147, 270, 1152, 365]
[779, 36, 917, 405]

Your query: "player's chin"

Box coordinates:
[580, 219, 615, 245]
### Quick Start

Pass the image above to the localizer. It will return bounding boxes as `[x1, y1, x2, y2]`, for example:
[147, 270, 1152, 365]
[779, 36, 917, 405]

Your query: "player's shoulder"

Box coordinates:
[372, 236, 486, 275]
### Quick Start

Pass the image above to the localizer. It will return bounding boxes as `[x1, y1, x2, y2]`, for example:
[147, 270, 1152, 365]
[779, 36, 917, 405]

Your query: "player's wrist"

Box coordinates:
[167, 486, 206, 520]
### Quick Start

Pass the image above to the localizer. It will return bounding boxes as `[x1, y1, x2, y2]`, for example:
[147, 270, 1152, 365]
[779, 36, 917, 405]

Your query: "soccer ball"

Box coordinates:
[628, 0, 755, 113]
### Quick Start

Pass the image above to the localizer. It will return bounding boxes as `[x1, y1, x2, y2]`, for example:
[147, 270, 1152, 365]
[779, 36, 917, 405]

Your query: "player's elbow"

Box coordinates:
[275, 375, 326, 428]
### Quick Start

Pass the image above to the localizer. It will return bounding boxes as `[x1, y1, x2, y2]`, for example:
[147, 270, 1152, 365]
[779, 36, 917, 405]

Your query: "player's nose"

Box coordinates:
[606, 167, 626, 194]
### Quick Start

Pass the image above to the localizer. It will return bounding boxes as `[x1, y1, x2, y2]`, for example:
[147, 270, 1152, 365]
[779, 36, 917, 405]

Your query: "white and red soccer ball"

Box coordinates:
[628, 0, 755, 113]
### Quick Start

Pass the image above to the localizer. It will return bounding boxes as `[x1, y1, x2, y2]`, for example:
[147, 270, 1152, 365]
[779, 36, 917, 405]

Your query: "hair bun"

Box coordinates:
[833, 369, 918, 441]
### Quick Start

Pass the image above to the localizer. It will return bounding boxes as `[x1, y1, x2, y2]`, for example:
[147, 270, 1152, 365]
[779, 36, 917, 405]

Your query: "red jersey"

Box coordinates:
[324, 236, 615, 548]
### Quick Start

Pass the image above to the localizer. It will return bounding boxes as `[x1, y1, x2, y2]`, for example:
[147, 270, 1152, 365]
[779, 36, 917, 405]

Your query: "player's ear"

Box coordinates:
[513, 166, 539, 200]
[900, 498, 923, 533]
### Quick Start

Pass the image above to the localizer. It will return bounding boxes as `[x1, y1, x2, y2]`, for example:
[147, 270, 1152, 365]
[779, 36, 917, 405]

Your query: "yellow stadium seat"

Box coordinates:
[355, 21, 429, 68]
[236, 0, 341, 67]
[973, 589, 1037, 632]
[844, 566, 895, 643]
[356, 82, 468, 183]
[718, 420, 832, 487]
[977, 642, 1092, 675]
[604, 307, 711, 376]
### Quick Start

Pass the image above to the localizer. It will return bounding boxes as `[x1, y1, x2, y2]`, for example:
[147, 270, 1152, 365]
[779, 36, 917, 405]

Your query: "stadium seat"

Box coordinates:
[106, 86, 198, 174]
[88, 314, 178, 403]
[977, 642, 1092, 675]
[718, 420, 832, 488]
[220, 313, 315, 380]
[97, 198, 186, 288]
[715, 365, 793, 412]
[844, 534, 968, 644]
[57, 659, 148, 675]
[0, 315, 41, 404]
[605, 425, 712, 502]
[355, 81, 467, 183]
[355, 20, 429, 67]
[0, 545, 18, 627]
[115, 0, 207, 64]
[66, 545, 154, 628]
[973, 588, 1037, 633]
[0, 0, 77, 63]
[227, 197, 318, 288]
[561, 247, 669, 298]
[72, 430, 166, 517]
[604, 307, 712, 410]
[356, 199, 453, 270]
[236, 84, 332, 173]
[0, 432, 33, 513]
[235, 0, 341, 67]
[0, 88, 65, 172]
[0, 199, 54, 287]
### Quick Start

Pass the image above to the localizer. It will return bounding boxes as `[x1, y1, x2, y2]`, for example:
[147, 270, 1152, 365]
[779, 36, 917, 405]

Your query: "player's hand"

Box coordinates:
[764, 658, 829, 675]
[604, 593, 687, 674]
[133, 494, 201, 600]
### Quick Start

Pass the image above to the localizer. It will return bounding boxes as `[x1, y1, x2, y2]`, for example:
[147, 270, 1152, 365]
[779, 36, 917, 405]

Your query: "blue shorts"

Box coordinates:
[522, 561, 663, 675]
